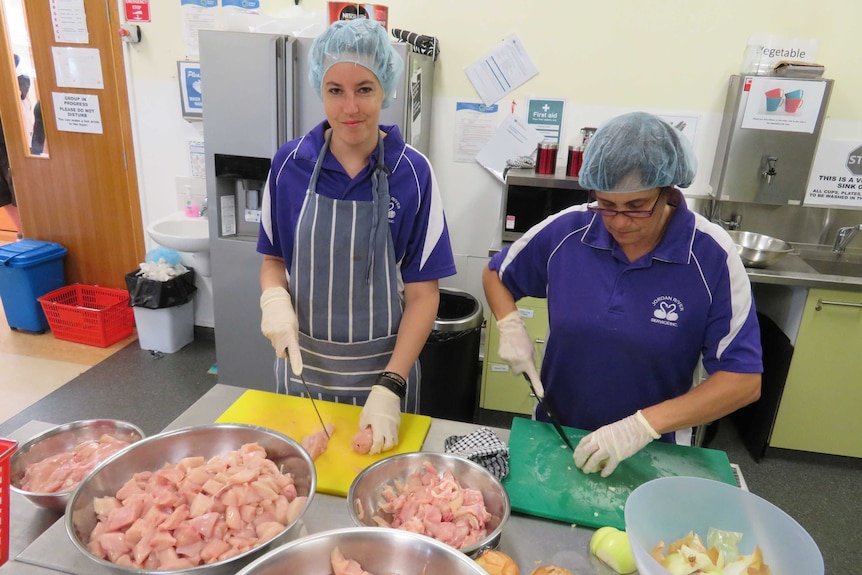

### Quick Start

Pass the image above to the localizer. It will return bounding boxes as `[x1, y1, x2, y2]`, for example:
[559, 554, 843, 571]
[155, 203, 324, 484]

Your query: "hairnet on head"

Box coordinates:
[578, 111, 697, 193]
[308, 18, 403, 109]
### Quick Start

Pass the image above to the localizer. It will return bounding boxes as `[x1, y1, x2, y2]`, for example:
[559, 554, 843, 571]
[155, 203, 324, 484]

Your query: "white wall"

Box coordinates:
[121, 0, 862, 324]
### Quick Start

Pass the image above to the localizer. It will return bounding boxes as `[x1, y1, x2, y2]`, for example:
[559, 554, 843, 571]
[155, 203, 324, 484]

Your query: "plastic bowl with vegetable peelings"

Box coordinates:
[625, 476, 823, 575]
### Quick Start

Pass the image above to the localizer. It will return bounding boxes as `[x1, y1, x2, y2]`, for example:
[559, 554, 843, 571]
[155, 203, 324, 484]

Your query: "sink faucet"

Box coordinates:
[832, 224, 862, 254]
[198, 196, 208, 218]
[717, 214, 742, 231]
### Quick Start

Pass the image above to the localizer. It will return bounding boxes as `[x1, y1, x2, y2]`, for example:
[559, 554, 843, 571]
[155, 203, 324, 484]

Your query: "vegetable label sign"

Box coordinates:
[804, 139, 862, 208]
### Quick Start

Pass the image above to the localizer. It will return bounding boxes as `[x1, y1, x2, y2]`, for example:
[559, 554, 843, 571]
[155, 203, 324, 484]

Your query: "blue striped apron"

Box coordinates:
[275, 130, 421, 413]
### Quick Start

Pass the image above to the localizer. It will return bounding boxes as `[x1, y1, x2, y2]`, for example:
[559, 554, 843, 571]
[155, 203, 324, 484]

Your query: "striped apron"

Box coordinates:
[275, 130, 421, 413]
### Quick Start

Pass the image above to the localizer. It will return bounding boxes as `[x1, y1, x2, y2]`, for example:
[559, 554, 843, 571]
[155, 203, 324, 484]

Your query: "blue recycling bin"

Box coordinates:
[0, 239, 67, 332]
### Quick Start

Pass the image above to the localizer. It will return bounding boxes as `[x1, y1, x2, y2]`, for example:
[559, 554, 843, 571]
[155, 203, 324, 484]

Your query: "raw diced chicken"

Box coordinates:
[368, 461, 491, 550]
[21, 434, 133, 493]
[85, 442, 306, 570]
[301, 424, 336, 460]
[331, 546, 375, 575]
[351, 426, 374, 455]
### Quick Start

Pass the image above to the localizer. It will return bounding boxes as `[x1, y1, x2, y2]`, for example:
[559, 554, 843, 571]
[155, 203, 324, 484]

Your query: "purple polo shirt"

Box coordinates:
[258, 121, 456, 284]
[490, 191, 762, 437]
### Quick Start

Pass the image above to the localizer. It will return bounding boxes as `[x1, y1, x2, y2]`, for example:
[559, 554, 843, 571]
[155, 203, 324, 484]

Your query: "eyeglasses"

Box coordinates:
[587, 188, 666, 219]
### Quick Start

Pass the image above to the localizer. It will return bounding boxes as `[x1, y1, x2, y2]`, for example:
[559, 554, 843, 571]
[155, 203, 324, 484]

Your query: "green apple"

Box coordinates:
[589, 526, 637, 575]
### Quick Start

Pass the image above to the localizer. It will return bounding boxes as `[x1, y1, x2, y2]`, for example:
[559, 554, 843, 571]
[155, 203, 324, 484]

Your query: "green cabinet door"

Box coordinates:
[770, 288, 862, 457]
[481, 298, 548, 414]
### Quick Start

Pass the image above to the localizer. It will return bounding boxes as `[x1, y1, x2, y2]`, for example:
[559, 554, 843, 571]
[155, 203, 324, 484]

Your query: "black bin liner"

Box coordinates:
[418, 288, 484, 423]
[125, 268, 197, 309]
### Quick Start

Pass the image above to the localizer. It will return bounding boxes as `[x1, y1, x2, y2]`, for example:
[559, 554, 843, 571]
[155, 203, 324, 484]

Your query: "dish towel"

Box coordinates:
[444, 427, 509, 481]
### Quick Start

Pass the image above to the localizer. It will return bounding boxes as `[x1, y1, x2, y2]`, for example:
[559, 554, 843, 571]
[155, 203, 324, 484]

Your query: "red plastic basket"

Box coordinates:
[37, 284, 135, 347]
[0, 438, 17, 566]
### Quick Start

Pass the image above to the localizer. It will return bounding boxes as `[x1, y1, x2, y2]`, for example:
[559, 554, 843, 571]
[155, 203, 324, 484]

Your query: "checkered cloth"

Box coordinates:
[444, 427, 509, 481]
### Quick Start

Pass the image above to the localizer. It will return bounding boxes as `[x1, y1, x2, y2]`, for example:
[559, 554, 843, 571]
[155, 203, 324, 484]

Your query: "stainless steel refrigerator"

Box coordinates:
[199, 30, 435, 390]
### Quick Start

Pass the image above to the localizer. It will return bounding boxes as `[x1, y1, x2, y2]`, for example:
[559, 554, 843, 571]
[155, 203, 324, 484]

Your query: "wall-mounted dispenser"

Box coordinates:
[710, 75, 833, 206]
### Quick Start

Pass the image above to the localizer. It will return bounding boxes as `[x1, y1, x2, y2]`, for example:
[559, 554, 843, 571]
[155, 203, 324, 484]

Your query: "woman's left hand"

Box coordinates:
[573, 410, 660, 477]
[359, 385, 402, 454]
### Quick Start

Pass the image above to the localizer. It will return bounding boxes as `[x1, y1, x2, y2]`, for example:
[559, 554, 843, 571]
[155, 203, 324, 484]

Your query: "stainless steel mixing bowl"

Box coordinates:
[347, 451, 510, 557]
[65, 423, 316, 575]
[10, 419, 145, 511]
[235, 527, 490, 575]
[727, 230, 794, 267]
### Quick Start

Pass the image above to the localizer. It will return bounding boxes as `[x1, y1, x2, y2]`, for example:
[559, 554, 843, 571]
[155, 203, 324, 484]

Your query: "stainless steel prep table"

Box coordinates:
[2, 384, 617, 575]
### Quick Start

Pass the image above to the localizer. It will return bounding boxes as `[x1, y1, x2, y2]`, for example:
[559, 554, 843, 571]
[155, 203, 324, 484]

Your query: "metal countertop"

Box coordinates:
[2, 384, 618, 575]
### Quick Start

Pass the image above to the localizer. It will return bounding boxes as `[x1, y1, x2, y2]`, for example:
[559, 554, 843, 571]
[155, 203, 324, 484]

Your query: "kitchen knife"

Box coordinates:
[285, 349, 329, 439]
[299, 371, 329, 438]
[524, 374, 574, 451]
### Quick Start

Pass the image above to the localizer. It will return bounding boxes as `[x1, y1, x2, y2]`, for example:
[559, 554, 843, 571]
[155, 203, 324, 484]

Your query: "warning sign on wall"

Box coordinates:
[125, 0, 150, 22]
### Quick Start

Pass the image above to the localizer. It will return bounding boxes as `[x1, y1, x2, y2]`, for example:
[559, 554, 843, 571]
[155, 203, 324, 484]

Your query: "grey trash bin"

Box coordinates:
[418, 288, 484, 423]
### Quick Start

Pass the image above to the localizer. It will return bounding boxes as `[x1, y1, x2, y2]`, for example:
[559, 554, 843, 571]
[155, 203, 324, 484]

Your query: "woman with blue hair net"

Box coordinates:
[258, 18, 456, 454]
[484, 112, 762, 476]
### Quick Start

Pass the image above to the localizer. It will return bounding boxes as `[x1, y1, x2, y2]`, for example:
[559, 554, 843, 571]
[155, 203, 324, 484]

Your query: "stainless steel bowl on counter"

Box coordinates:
[10, 419, 145, 511]
[65, 423, 316, 575]
[235, 527, 489, 575]
[727, 230, 795, 268]
[347, 452, 510, 558]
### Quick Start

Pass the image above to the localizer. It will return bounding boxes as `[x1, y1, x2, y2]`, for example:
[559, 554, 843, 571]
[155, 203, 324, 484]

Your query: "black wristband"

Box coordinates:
[376, 371, 407, 399]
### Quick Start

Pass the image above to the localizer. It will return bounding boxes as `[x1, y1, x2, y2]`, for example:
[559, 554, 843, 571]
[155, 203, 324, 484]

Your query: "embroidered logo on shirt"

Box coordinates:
[651, 295, 684, 327]
[388, 197, 401, 223]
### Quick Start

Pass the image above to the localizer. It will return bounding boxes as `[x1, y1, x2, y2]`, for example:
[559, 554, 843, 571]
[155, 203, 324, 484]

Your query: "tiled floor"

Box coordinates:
[0, 296, 136, 426]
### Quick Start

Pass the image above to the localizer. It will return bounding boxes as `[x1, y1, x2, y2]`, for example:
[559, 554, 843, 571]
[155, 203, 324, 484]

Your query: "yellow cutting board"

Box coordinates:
[215, 389, 432, 497]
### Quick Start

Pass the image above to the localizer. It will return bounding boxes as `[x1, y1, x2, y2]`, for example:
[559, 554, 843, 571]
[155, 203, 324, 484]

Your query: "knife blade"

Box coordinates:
[285, 350, 329, 439]
[298, 371, 330, 439]
[524, 374, 574, 451]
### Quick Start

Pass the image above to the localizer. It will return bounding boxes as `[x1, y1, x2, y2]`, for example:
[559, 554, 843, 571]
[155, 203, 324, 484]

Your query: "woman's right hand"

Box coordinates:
[260, 287, 303, 375]
[496, 310, 544, 397]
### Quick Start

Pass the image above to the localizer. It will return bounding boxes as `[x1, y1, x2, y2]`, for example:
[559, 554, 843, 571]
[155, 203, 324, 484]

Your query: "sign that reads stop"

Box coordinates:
[847, 145, 862, 175]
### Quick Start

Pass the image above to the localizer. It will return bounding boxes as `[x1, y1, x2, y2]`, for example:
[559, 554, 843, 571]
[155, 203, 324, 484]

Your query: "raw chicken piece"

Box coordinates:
[21, 434, 133, 493]
[351, 427, 374, 455]
[331, 546, 375, 575]
[301, 424, 335, 461]
[85, 442, 306, 570]
[370, 461, 491, 550]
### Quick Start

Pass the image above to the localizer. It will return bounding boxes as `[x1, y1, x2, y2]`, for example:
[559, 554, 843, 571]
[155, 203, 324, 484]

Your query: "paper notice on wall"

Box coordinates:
[52, 47, 104, 89]
[465, 34, 538, 106]
[475, 113, 543, 183]
[52, 92, 103, 134]
[454, 102, 500, 163]
[181, 0, 219, 60]
[189, 141, 206, 178]
[49, 0, 89, 44]
[804, 139, 862, 208]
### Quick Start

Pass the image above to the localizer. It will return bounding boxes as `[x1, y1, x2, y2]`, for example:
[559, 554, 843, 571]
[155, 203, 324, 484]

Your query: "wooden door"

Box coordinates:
[0, 0, 143, 288]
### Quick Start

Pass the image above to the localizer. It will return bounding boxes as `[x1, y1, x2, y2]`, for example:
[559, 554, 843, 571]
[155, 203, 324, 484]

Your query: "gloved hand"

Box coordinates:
[496, 310, 544, 398]
[573, 410, 661, 477]
[260, 287, 302, 375]
[359, 385, 402, 454]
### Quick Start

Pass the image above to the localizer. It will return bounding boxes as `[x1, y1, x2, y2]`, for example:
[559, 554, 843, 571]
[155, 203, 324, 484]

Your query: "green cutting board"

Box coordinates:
[503, 417, 737, 530]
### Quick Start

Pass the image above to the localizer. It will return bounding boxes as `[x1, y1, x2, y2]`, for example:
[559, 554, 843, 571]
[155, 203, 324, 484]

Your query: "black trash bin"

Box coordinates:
[418, 288, 484, 423]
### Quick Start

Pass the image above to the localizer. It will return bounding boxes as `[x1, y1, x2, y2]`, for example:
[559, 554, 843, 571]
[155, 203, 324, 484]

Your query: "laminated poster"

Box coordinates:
[741, 77, 826, 134]
[804, 139, 862, 209]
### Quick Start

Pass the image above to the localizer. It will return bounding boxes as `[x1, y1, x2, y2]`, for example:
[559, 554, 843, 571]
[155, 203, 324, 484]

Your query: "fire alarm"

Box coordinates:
[119, 24, 142, 44]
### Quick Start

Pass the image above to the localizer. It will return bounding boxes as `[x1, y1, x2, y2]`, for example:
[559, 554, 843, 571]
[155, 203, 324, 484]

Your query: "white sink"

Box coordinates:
[146, 212, 211, 276]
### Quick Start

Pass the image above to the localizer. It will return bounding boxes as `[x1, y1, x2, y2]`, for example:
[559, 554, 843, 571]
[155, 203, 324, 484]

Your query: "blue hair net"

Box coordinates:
[308, 19, 403, 109]
[578, 112, 697, 193]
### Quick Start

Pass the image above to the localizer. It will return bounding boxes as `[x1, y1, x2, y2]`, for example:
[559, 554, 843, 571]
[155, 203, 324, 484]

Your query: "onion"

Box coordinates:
[475, 550, 520, 575]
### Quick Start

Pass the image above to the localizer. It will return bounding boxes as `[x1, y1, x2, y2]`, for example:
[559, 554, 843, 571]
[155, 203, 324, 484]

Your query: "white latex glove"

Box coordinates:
[260, 287, 302, 375]
[573, 410, 661, 477]
[358, 385, 401, 454]
[496, 310, 544, 398]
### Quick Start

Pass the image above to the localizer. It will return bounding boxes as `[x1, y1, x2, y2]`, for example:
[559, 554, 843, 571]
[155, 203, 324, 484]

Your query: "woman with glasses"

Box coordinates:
[483, 111, 762, 476]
